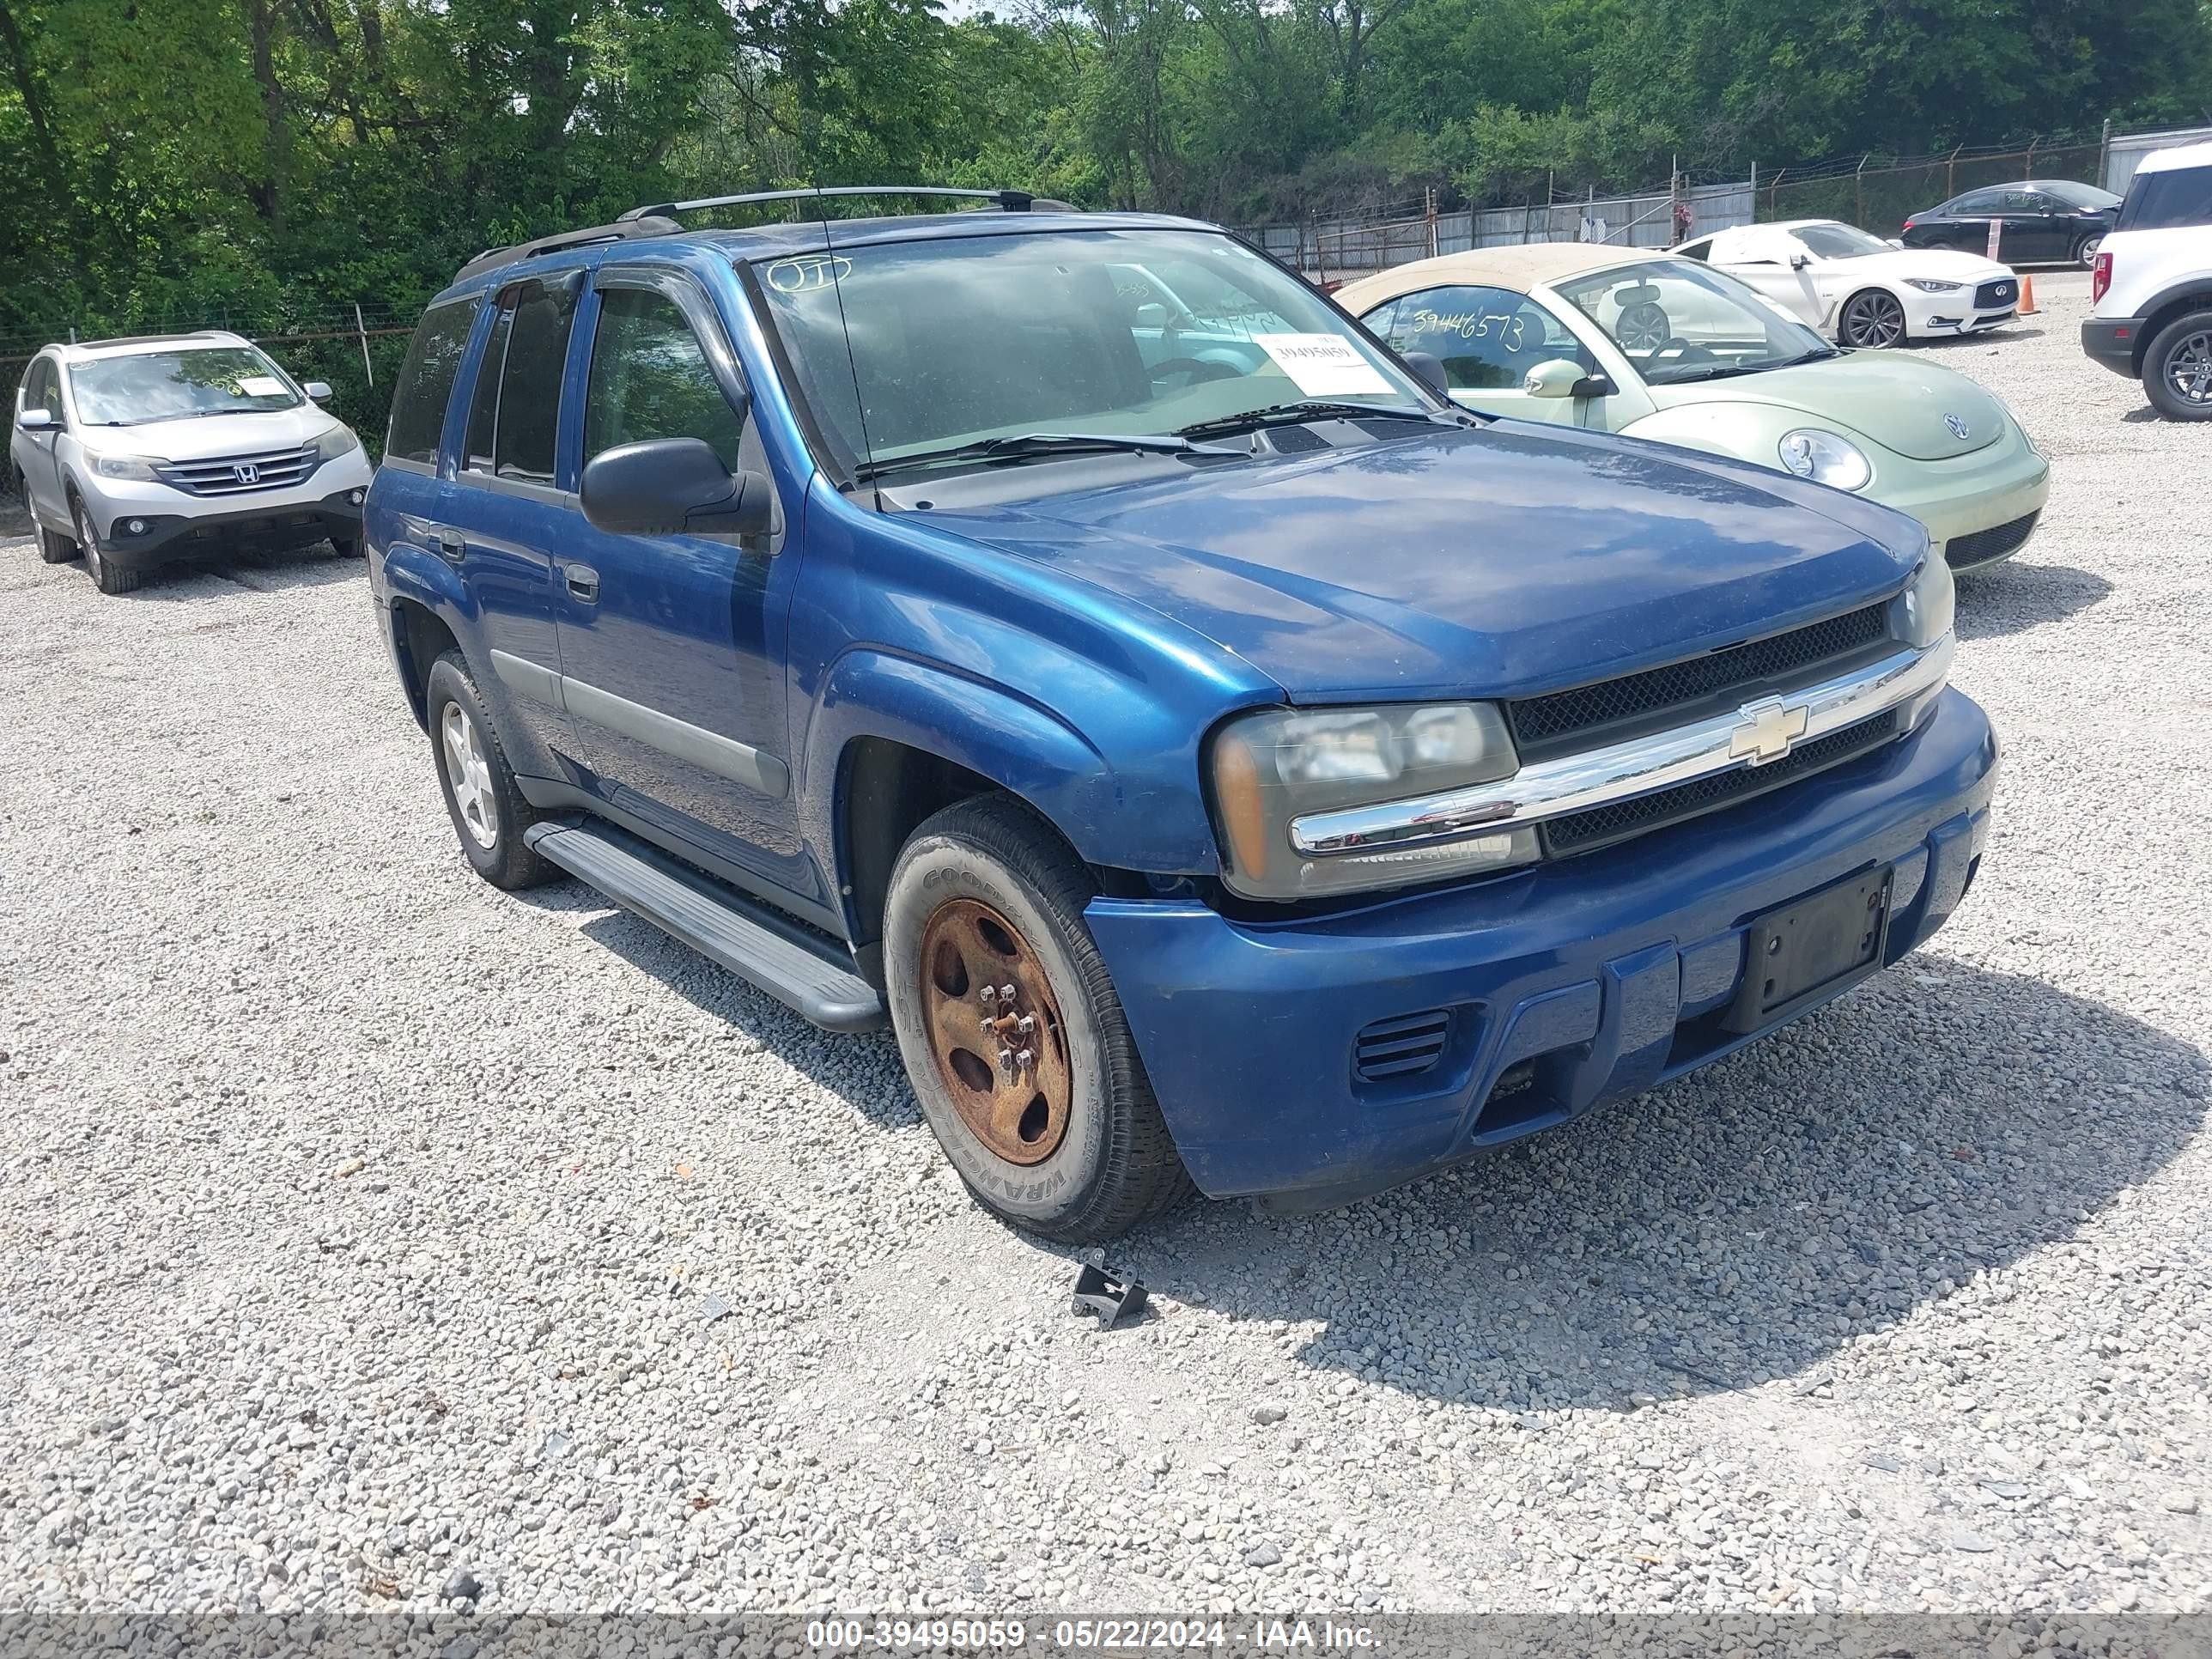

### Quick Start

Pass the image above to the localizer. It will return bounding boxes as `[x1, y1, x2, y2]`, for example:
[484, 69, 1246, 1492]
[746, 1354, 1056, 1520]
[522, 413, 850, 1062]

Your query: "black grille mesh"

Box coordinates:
[1943, 512, 2038, 570]
[1507, 604, 1888, 751]
[1975, 278, 2018, 308]
[1540, 711, 1902, 857]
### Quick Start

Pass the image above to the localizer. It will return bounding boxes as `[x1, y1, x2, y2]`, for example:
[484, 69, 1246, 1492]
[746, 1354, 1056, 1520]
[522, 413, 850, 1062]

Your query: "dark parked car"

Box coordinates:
[1902, 179, 2121, 269]
[365, 186, 1992, 1242]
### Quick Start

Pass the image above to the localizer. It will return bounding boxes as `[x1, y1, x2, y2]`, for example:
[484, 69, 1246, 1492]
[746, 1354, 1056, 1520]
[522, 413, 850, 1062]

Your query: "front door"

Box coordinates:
[550, 268, 814, 902]
[1359, 283, 1595, 427]
[15, 356, 66, 522]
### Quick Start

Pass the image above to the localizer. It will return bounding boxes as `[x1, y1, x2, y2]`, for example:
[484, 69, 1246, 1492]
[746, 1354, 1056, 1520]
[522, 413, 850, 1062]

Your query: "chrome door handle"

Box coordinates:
[564, 564, 599, 603]
[433, 528, 466, 562]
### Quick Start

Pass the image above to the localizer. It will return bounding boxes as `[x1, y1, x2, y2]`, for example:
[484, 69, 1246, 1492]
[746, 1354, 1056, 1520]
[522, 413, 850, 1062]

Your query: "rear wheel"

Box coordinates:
[2142, 310, 2212, 422]
[2072, 233, 2104, 270]
[424, 650, 553, 888]
[883, 795, 1191, 1242]
[1838, 289, 1907, 349]
[74, 494, 140, 594]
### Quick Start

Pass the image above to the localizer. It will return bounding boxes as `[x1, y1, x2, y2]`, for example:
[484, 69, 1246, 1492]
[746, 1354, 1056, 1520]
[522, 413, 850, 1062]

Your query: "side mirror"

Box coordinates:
[1522, 359, 1589, 399]
[1790, 253, 1813, 271]
[302, 381, 332, 401]
[1401, 349, 1451, 399]
[580, 438, 775, 541]
[1133, 302, 1170, 331]
[16, 406, 57, 432]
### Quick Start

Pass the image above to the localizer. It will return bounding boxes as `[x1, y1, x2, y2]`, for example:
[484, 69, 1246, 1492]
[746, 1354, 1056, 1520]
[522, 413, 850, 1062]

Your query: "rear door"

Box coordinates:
[441, 273, 585, 764]
[550, 264, 813, 900]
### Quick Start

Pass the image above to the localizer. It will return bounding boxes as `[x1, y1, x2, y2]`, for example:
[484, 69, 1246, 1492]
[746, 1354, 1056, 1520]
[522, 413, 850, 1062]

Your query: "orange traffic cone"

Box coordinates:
[2018, 274, 2038, 316]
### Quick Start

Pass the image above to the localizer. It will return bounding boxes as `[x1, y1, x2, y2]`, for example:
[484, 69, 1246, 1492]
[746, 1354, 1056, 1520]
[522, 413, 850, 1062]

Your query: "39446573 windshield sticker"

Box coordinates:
[1250, 332, 1393, 398]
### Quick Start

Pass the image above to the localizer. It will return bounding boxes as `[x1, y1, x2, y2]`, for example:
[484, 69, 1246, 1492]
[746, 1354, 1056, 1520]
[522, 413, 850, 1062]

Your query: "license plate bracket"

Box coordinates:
[1722, 866, 1893, 1034]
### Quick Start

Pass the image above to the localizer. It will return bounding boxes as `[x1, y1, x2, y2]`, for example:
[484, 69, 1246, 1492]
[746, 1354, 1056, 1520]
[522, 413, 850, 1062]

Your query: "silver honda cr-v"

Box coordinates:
[9, 330, 375, 593]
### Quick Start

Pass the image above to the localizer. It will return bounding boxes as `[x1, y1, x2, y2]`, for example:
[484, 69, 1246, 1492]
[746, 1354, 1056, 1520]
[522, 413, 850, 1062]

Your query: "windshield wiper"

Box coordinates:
[855, 430, 1233, 483]
[1173, 400, 1438, 439]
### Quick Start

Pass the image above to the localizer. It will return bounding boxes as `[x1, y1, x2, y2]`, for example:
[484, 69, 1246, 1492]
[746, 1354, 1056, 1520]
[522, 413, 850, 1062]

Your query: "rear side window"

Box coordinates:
[386, 299, 477, 465]
[495, 285, 576, 482]
[462, 305, 514, 474]
[2118, 166, 2212, 233]
[584, 287, 744, 471]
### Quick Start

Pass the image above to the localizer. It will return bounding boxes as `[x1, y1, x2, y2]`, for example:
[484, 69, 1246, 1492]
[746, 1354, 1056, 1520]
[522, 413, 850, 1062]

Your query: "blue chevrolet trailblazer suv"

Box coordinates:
[366, 186, 1996, 1242]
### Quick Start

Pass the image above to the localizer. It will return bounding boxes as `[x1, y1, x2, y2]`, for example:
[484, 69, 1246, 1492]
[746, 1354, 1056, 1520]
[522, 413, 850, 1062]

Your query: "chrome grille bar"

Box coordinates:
[155, 444, 318, 495]
[1289, 635, 1954, 858]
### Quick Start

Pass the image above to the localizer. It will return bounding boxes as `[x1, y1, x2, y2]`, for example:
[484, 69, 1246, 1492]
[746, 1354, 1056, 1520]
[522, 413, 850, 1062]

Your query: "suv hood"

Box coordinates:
[915, 423, 1918, 704]
[1649, 351, 2010, 460]
[80, 408, 329, 462]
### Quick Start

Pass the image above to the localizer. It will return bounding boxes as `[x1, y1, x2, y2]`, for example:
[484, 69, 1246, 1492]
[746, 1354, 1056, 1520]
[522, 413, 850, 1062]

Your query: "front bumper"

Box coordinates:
[1869, 434, 2050, 572]
[82, 487, 367, 569]
[1086, 688, 1997, 1204]
[2081, 316, 2142, 377]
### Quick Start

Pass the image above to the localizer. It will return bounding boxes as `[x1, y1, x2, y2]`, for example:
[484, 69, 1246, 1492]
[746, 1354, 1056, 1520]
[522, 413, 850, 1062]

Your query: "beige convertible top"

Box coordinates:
[1335, 242, 1674, 312]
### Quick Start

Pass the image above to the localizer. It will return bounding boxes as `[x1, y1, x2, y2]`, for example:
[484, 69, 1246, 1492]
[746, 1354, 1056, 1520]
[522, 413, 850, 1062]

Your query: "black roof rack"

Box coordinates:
[453, 214, 684, 285]
[617, 185, 1069, 222]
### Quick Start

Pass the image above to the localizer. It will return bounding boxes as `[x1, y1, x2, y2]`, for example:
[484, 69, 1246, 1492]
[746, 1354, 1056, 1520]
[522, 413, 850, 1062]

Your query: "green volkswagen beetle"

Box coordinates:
[1336, 244, 2051, 573]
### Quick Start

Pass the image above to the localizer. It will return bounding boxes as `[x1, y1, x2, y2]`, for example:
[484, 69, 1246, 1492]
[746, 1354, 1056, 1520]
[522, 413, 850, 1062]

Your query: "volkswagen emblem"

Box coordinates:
[233, 462, 260, 485]
[1942, 414, 1971, 441]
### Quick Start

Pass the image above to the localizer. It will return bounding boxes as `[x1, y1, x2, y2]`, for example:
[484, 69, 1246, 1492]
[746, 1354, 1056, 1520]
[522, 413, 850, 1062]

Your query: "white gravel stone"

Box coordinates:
[0, 272, 2206, 1621]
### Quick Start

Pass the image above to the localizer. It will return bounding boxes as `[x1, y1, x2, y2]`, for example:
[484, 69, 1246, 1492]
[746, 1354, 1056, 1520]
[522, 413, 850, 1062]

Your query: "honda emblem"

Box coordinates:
[233, 463, 259, 485]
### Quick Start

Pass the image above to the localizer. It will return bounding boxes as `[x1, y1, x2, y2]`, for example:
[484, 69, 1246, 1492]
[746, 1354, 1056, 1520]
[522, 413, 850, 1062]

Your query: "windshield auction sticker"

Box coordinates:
[1251, 332, 1393, 397]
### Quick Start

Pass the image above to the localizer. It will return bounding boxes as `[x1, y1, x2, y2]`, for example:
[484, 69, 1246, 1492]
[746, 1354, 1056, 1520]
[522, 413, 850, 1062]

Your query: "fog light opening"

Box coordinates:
[350, 489, 365, 505]
[125, 519, 146, 535]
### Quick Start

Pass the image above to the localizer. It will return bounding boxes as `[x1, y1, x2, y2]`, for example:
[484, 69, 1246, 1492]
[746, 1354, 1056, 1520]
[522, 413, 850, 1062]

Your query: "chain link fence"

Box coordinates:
[1246, 124, 2201, 281]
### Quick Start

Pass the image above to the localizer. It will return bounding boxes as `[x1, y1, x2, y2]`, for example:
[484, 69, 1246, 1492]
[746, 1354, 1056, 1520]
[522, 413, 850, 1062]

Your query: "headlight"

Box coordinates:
[1778, 428, 1871, 492]
[1903, 277, 1961, 294]
[1209, 702, 1534, 900]
[92, 453, 163, 483]
[1899, 556, 1955, 648]
[314, 425, 362, 461]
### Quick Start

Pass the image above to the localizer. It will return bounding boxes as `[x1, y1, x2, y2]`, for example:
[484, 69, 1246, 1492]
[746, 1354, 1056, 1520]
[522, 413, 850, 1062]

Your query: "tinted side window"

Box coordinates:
[1366, 285, 1582, 391]
[495, 286, 576, 482]
[1674, 239, 1712, 263]
[25, 358, 58, 413]
[387, 300, 477, 465]
[462, 303, 514, 474]
[584, 287, 744, 470]
[1950, 189, 2008, 216]
[2118, 167, 2212, 233]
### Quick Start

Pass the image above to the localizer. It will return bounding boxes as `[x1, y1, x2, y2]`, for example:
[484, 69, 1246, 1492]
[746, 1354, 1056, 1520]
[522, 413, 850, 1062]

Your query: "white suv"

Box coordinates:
[2083, 140, 2212, 420]
[9, 331, 375, 593]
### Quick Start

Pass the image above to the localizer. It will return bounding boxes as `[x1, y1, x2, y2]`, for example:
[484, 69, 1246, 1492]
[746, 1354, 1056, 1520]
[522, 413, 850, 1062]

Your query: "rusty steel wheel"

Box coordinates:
[918, 897, 1073, 1164]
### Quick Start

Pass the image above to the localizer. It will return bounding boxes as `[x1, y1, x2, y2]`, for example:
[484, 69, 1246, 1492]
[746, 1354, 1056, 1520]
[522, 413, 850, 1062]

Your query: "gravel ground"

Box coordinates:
[2, 270, 2208, 1626]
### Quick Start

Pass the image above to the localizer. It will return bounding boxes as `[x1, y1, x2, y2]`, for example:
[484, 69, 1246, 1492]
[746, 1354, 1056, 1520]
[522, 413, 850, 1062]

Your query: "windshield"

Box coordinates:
[1795, 223, 1893, 260]
[752, 228, 1428, 475]
[69, 347, 301, 426]
[1553, 260, 1831, 387]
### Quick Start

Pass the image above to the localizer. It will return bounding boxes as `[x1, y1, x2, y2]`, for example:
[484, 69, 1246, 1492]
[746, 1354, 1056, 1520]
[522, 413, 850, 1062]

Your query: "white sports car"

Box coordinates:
[1671, 219, 2020, 349]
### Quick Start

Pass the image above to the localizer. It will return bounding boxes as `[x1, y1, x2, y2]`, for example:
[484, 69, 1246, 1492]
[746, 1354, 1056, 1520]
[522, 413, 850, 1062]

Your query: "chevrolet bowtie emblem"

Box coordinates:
[1729, 696, 1810, 766]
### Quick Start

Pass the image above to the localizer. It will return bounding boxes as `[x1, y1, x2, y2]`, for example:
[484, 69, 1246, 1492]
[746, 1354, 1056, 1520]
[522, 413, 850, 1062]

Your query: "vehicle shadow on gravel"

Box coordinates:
[127, 544, 364, 599]
[1954, 562, 2111, 641]
[1120, 963, 2209, 1411]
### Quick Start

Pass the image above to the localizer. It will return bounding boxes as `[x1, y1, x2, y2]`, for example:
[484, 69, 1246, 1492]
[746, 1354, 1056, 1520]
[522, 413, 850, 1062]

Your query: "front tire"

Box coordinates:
[35, 507, 78, 564]
[1838, 288, 1907, 349]
[331, 534, 363, 559]
[423, 650, 553, 889]
[74, 495, 140, 594]
[883, 795, 1191, 1242]
[2142, 310, 2212, 422]
[2073, 233, 2104, 270]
